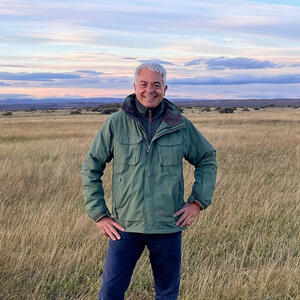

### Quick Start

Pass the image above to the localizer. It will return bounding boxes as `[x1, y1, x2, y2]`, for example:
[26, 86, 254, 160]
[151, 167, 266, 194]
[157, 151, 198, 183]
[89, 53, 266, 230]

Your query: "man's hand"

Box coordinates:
[174, 202, 201, 227]
[96, 216, 125, 241]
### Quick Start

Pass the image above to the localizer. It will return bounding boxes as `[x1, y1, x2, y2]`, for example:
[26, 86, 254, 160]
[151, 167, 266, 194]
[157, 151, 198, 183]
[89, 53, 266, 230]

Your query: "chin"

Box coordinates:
[143, 101, 156, 107]
[146, 103, 158, 108]
[143, 99, 161, 108]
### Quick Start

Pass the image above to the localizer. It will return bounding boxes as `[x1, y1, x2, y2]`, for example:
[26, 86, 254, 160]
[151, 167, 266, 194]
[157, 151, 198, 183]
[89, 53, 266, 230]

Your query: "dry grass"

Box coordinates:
[0, 108, 299, 299]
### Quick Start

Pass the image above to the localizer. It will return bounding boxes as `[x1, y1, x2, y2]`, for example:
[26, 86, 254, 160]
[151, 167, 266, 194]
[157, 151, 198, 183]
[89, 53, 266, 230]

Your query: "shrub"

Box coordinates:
[219, 107, 234, 114]
[201, 106, 211, 112]
[2, 111, 13, 116]
[91, 103, 121, 113]
[101, 108, 119, 114]
[69, 109, 81, 115]
[26, 107, 36, 112]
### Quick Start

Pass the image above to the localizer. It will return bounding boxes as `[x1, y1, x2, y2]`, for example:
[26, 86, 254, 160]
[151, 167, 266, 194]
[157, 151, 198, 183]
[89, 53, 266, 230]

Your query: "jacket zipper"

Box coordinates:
[149, 123, 185, 148]
[135, 120, 151, 154]
[133, 115, 185, 156]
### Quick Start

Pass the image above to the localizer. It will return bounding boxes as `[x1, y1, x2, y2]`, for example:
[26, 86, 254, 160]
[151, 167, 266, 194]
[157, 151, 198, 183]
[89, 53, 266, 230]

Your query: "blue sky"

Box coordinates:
[1, 0, 300, 100]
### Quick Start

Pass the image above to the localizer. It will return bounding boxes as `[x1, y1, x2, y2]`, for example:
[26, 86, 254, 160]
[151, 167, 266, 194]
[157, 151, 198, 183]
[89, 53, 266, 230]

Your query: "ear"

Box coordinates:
[164, 85, 168, 94]
[134, 83, 137, 92]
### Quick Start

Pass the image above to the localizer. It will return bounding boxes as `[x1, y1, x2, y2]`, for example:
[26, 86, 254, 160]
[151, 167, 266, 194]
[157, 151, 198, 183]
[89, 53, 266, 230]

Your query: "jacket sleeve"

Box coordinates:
[183, 119, 217, 210]
[81, 117, 114, 222]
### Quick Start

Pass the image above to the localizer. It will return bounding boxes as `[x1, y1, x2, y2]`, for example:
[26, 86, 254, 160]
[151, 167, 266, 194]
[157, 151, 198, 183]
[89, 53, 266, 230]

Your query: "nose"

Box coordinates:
[146, 84, 154, 93]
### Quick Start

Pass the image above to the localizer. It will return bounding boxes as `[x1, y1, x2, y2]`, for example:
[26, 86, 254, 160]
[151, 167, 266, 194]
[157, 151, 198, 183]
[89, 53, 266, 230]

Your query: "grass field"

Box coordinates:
[0, 107, 299, 299]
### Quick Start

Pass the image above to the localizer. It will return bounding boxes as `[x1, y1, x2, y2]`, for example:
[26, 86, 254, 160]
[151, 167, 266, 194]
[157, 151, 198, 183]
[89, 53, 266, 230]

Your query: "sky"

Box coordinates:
[1, 0, 300, 100]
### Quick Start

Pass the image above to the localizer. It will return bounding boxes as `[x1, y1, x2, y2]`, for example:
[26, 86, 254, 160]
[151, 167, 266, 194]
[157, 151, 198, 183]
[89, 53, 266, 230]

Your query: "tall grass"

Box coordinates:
[0, 109, 299, 299]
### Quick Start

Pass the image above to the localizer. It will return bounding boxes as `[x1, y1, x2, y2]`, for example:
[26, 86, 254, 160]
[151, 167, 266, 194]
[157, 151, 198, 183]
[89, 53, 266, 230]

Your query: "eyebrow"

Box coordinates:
[139, 80, 161, 85]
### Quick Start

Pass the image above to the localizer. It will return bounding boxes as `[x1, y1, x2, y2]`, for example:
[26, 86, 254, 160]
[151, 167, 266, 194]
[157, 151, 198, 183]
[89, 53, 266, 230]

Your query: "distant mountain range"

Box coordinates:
[0, 97, 299, 111]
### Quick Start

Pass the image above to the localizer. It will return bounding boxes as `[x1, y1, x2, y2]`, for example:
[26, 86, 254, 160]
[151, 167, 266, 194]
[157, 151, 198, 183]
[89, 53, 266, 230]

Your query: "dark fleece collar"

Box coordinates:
[135, 97, 164, 118]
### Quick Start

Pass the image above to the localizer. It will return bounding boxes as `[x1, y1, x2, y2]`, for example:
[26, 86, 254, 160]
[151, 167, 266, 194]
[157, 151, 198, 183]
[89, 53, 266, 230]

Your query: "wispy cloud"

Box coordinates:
[138, 59, 175, 65]
[185, 57, 279, 70]
[0, 64, 26, 68]
[77, 70, 104, 75]
[42, 76, 132, 89]
[0, 93, 34, 100]
[2, 1, 300, 49]
[0, 72, 81, 81]
[0, 71, 132, 89]
[168, 74, 300, 85]
[121, 57, 175, 65]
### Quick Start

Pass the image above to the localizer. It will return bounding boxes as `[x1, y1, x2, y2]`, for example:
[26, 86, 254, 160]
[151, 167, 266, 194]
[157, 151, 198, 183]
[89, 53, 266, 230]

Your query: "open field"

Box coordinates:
[0, 108, 299, 299]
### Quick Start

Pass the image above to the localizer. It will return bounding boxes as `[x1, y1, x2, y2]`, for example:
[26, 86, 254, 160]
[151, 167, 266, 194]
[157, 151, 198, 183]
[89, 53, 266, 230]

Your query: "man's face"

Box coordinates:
[134, 68, 167, 108]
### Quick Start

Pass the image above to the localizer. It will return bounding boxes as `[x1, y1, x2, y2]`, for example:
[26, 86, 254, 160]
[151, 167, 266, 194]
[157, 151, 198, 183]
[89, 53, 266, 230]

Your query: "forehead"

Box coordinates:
[136, 68, 164, 83]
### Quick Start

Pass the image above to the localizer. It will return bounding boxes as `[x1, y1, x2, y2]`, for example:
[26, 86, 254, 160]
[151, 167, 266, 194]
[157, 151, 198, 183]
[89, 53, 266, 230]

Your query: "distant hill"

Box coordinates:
[0, 97, 123, 111]
[174, 98, 300, 108]
[0, 97, 299, 111]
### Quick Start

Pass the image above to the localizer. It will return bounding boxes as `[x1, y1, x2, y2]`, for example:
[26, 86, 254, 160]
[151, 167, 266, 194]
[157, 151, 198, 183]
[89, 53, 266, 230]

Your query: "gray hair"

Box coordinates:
[135, 62, 167, 85]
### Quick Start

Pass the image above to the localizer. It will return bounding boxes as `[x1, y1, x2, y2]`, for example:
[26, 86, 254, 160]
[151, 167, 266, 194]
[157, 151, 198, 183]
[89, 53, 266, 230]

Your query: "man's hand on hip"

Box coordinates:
[174, 202, 201, 228]
[96, 216, 125, 241]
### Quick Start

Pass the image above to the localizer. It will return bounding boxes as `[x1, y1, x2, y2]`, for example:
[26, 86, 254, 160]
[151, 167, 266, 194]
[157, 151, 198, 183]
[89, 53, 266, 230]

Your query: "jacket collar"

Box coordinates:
[121, 93, 184, 126]
[135, 97, 164, 119]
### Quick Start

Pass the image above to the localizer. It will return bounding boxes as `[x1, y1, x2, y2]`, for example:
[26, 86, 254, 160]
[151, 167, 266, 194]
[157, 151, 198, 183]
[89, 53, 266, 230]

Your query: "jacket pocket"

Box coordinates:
[114, 135, 143, 166]
[157, 135, 183, 166]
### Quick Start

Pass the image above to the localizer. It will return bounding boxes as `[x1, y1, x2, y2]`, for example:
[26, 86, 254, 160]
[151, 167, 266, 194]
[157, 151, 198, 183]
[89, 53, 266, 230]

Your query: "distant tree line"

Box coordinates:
[2, 101, 299, 117]
[84, 103, 121, 114]
[69, 103, 121, 115]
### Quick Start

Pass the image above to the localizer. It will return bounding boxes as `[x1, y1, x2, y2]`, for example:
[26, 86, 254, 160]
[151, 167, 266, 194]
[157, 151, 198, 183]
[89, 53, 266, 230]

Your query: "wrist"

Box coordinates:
[191, 201, 201, 210]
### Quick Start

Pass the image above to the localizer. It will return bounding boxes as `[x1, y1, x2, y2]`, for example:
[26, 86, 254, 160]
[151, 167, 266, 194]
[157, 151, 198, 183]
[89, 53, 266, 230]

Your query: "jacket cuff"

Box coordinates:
[187, 195, 206, 210]
[92, 209, 111, 223]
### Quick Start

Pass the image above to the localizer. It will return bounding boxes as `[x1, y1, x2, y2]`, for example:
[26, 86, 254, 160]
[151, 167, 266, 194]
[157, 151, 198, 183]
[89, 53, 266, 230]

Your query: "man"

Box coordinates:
[82, 63, 217, 299]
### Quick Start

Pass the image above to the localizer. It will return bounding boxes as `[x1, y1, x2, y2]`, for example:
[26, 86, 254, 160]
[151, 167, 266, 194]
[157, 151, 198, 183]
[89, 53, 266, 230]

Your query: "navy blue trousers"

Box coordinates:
[98, 231, 182, 300]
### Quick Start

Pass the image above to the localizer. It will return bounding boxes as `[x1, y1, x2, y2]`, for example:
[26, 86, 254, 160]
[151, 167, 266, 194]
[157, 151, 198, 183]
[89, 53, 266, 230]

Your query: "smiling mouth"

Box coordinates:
[143, 95, 157, 100]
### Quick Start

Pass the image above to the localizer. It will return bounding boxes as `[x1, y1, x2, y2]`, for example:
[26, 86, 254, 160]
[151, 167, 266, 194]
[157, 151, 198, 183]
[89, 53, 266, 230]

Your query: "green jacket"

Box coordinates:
[82, 94, 217, 233]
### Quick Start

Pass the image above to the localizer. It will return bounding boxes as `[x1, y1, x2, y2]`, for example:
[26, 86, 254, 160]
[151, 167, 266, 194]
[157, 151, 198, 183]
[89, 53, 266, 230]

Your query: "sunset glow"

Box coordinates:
[1, 0, 300, 100]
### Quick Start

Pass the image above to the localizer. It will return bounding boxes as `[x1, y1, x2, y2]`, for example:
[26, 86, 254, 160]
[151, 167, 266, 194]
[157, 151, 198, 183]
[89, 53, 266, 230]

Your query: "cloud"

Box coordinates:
[184, 58, 205, 67]
[185, 57, 278, 69]
[168, 74, 300, 85]
[0, 93, 33, 100]
[0, 64, 26, 68]
[1, 0, 300, 70]
[138, 59, 175, 65]
[76, 70, 104, 75]
[0, 71, 132, 88]
[40, 75, 132, 89]
[0, 72, 81, 81]
[168, 81, 300, 99]
[122, 57, 176, 65]
[122, 58, 176, 65]
[1, 0, 300, 56]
